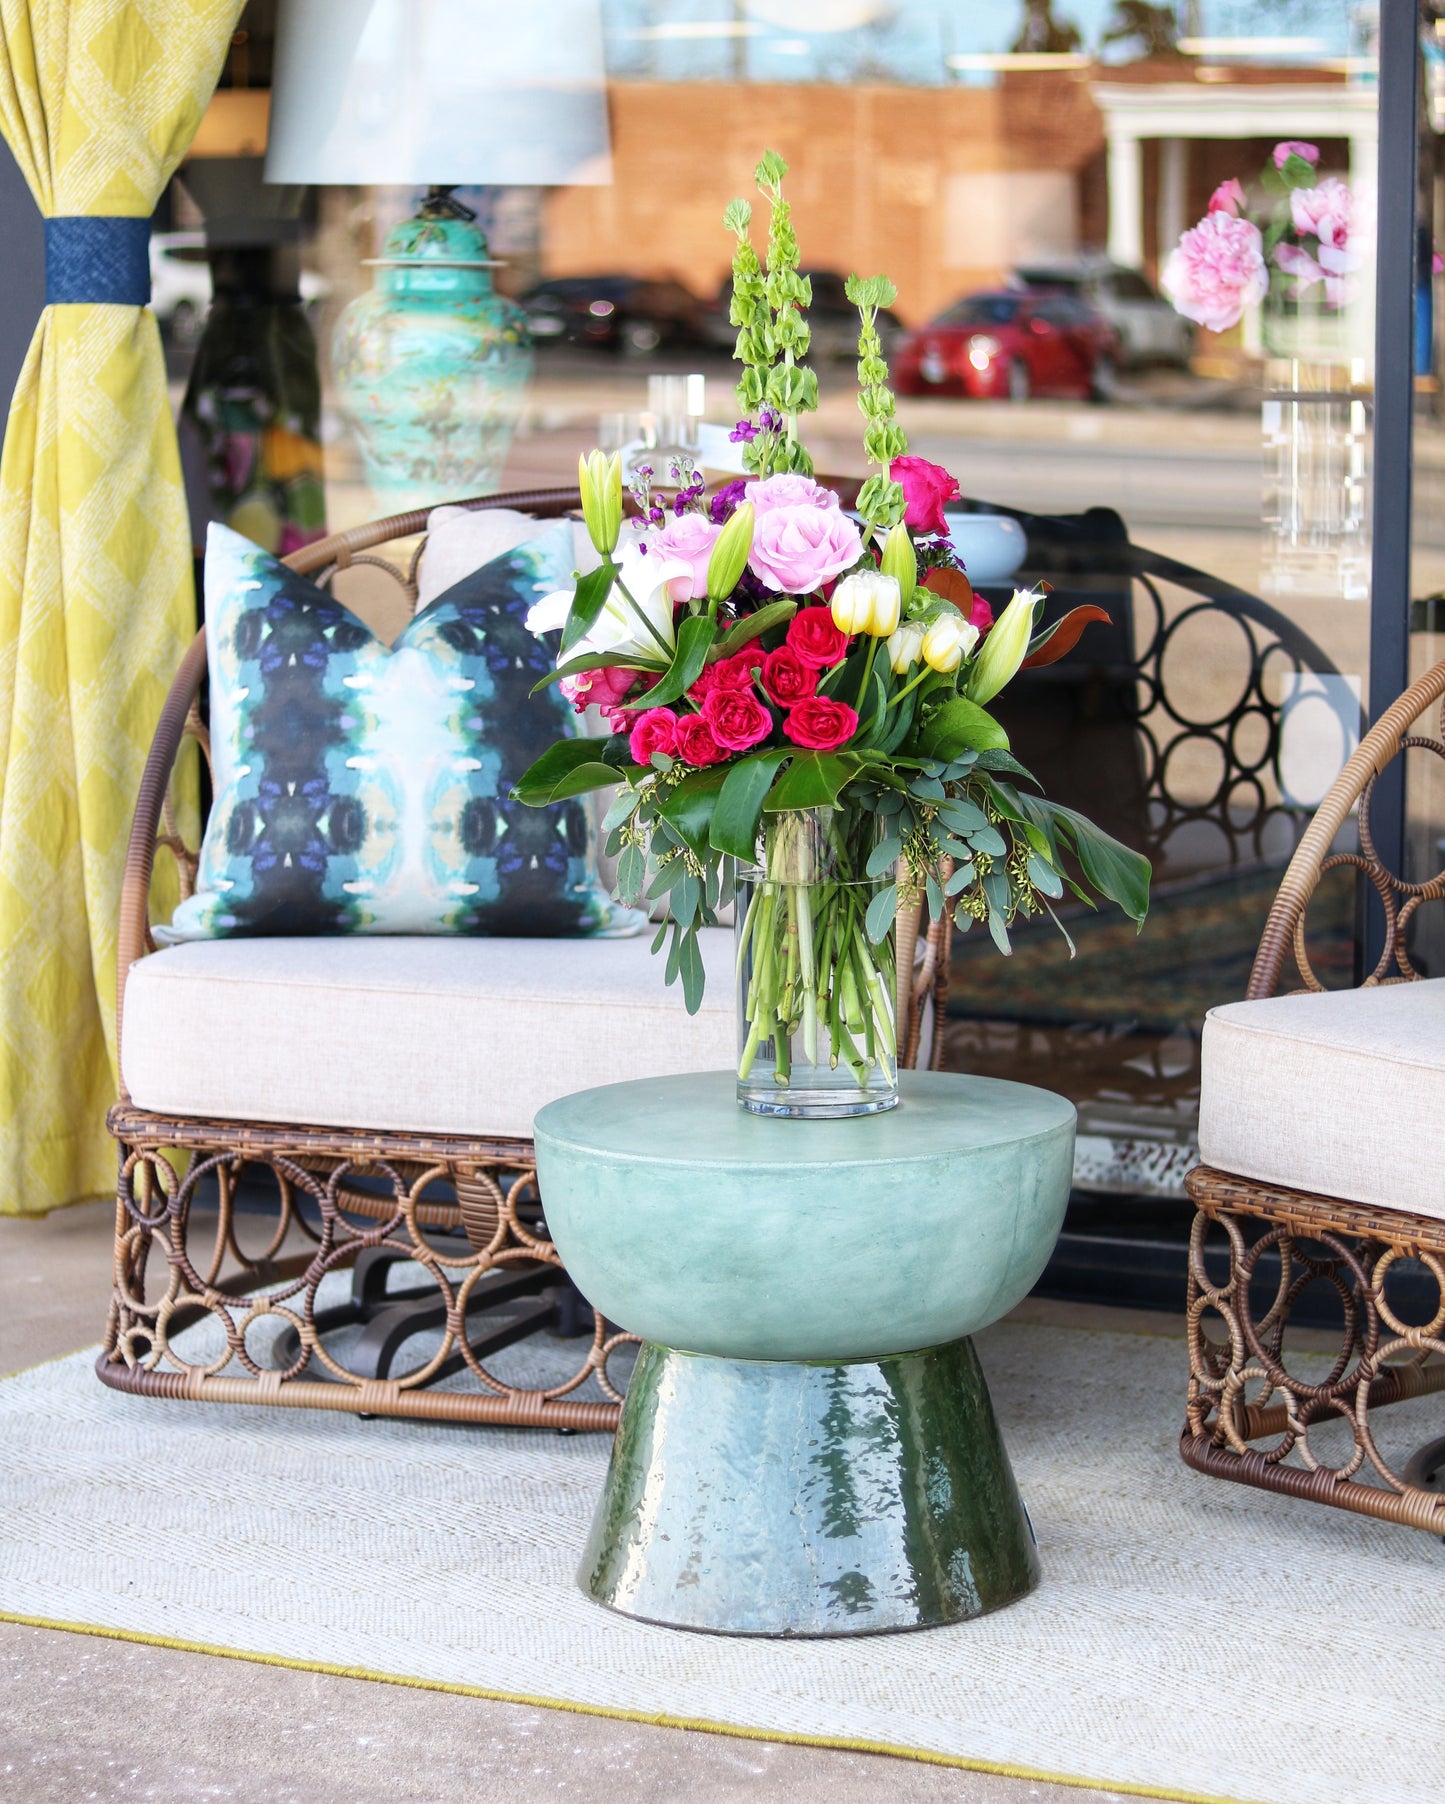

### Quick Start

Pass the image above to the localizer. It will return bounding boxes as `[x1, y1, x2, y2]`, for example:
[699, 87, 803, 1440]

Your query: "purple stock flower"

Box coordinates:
[758, 407, 783, 433]
[728, 419, 758, 444]
[710, 479, 749, 524]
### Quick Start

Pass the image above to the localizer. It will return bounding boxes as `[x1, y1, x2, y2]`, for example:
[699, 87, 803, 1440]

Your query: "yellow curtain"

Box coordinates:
[0, 0, 243, 1216]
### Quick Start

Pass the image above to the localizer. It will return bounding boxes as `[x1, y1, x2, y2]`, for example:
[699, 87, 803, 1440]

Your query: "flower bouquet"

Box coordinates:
[515, 151, 1150, 1117]
[1161, 140, 1360, 350]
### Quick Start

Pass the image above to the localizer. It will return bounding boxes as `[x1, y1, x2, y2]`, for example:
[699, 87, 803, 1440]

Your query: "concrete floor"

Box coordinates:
[0, 1199, 1188, 1804]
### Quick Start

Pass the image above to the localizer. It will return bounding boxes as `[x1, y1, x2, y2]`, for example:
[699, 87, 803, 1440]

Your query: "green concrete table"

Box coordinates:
[533, 1069, 1075, 1637]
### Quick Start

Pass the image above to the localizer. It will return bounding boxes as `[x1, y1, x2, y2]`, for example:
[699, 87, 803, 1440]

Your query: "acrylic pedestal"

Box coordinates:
[533, 1070, 1075, 1637]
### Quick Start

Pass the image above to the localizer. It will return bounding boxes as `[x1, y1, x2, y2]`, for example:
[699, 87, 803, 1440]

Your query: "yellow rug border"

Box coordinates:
[0, 1609, 1262, 1804]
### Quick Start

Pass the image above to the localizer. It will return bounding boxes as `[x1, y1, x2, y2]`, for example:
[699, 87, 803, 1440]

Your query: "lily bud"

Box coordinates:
[886, 620, 925, 674]
[832, 569, 900, 638]
[879, 523, 917, 604]
[578, 449, 623, 556]
[966, 586, 1037, 703]
[705, 500, 755, 601]
[920, 611, 979, 674]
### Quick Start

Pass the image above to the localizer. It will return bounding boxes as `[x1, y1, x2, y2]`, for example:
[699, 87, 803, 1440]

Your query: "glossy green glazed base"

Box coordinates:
[581, 1337, 1039, 1637]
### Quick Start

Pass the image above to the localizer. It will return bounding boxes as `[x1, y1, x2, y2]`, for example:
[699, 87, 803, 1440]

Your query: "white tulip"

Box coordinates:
[831, 569, 901, 638]
[920, 611, 979, 674]
[886, 620, 925, 674]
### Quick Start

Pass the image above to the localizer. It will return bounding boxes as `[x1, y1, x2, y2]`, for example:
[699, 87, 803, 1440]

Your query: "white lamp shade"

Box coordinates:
[265, 0, 612, 187]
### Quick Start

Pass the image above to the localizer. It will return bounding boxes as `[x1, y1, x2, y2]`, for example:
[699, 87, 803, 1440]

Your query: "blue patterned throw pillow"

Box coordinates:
[166, 523, 641, 940]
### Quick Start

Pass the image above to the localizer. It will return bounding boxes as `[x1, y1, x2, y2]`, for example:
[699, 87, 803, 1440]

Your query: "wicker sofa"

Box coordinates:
[102, 490, 948, 1432]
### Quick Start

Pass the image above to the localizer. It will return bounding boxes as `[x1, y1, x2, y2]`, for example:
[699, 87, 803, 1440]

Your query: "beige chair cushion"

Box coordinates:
[418, 507, 600, 608]
[1198, 979, 1445, 1221]
[121, 933, 734, 1142]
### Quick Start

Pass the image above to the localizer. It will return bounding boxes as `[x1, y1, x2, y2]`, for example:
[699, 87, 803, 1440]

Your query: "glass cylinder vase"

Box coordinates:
[734, 807, 898, 1118]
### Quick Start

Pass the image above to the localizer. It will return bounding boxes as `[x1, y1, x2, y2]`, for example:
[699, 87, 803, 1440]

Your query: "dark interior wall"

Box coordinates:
[0, 143, 45, 414]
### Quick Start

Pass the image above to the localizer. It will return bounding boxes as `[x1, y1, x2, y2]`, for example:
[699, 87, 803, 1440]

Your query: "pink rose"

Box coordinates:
[628, 707, 679, 764]
[649, 514, 721, 602]
[890, 455, 960, 536]
[702, 686, 772, 752]
[759, 645, 818, 709]
[675, 713, 727, 767]
[786, 605, 850, 669]
[748, 505, 862, 595]
[782, 696, 858, 752]
[1273, 141, 1320, 171]
[744, 473, 840, 515]
[969, 593, 994, 633]
[559, 663, 637, 715]
[1161, 212, 1268, 334]
[1208, 179, 1246, 217]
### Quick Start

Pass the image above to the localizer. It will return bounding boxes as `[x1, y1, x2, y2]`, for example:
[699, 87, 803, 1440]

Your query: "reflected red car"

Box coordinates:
[893, 291, 1122, 402]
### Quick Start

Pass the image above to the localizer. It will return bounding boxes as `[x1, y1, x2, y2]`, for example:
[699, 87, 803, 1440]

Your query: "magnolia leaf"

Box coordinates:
[917, 697, 1009, 759]
[763, 751, 851, 813]
[511, 737, 615, 805]
[712, 600, 796, 660]
[920, 565, 976, 614]
[1020, 606, 1112, 670]
[559, 563, 615, 656]
[642, 614, 716, 708]
[710, 750, 790, 860]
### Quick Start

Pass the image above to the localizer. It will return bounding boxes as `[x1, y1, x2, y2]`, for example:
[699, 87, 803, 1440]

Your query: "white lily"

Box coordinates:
[524, 548, 691, 667]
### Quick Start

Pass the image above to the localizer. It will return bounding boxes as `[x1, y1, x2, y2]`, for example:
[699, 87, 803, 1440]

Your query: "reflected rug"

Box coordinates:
[2, 1318, 1441, 1804]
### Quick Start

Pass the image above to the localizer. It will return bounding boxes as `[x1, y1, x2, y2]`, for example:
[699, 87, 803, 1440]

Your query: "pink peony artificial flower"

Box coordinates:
[649, 513, 721, 602]
[1208, 179, 1246, 217]
[628, 707, 679, 764]
[748, 504, 863, 595]
[890, 455, 961, 536]
[1290, 177, 1353, 253]
[1161, 212, 1269, 334]
[1273, 141, 1320, 171]
[782, 696, 859, 752]
[559, 663, 637, 716]
[701, 686, 772, 752]
[675, 713, 727, 767]
[744, 473, 840, 515]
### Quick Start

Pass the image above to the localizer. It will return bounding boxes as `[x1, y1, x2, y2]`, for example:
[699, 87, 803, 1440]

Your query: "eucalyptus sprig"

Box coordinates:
[846, 273, 908, 533]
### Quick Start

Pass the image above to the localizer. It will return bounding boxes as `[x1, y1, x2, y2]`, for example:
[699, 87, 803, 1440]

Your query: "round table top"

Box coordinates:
[534, 1069, 1075, 1174]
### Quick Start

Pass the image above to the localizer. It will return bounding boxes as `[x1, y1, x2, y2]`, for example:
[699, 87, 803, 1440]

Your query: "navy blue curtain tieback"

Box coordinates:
[44, 216, 152, 306]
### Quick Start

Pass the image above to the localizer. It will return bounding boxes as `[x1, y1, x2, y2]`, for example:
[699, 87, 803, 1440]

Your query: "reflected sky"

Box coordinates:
[600, 1, 1356, 85]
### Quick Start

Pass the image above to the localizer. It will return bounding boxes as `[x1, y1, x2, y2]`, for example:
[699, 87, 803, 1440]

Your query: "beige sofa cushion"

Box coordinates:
[121, 933, 734, 1141]
[1198, 979, 1445, 1221]
[418, 507, 600, 608]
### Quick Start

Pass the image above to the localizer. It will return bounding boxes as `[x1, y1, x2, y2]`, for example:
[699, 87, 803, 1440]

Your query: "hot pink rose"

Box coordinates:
[1208, 179, 1246, 217]
[782, 696, 859, 752]
[702, 686, 772, 752]
[759, 645, 818, 709]
[649, 514, 721, 602]
[1273, 141, 1320, 171]
[675, 713, 727, 767]
[748, 505, 862, 595]
[744, 473, 840, 514]
[690, 651, 756, 700]
[890, 455, 960, 536]
[786, 605, 850, 669]
[628, 707, 679, 764]
[559, 663, 638, 715]
[1161, 212, 1268, 334]
[969, 593, 994, 633]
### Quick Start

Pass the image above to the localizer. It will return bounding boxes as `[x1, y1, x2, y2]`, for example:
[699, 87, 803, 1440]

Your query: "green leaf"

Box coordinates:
[678, 929, 706, 1015]
[712, 600, 797, 660]
[640, 615, 717, 709]
[710, 749, 789, 859]
[672, 870, 701, 928]
[1027, 851, 1065, 899]
[616, 842, 646, 904]
[944, 862, 976, 896]
[529, 651, 653, 698]
[511, 737, 616, 805]
[986, 907, 1012, 956]
[969, 825, 1007, 858]
[763, 751, 851, 813]
[864, 884, 898, 945]
[973, 749, 1037, 780]
[917, 697, 1010, 760]
[938, 798, 989, 835]
[659, 766, 730, 859]
[545, 762, 623, 803]
[1026, 800, 1151, 925]
[865, 835, 902, 878]
[559, 563, 616, 656]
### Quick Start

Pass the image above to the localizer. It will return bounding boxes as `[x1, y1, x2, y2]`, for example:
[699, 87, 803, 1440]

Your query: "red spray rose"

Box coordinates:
[628, 707, 679, 764]
[786, 605, 850, 669]
[890, 455, 960, 536]
[702, 685, 772, 752]
[675, 713, 727, 767]
[690, 651, 756, 700]
[782, 696, 859, 751]
[759, 645, 818, 709]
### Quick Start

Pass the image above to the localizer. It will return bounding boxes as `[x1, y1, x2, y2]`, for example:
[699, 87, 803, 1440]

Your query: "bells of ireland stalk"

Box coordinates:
[879, 522, 917, 604]
[705, 501, 755, 603]
[966, 586, 1038, 704]
[578, 450, 623, 557]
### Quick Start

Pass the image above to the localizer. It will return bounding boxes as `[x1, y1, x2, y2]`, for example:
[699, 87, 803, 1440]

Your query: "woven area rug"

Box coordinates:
[2, 1314, 1441, 1804]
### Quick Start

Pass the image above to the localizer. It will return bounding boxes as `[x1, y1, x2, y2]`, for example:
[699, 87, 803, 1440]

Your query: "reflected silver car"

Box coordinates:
[1013, 257, 1193, 368]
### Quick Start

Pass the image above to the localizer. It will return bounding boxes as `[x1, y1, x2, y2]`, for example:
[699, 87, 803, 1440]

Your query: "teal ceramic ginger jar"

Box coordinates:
[332, 201, 533, 511]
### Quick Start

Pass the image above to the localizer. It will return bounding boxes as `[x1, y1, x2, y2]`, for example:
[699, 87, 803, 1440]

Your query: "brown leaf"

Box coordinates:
[1020, 605, 1112, 669]
[921, 565, 975, 613]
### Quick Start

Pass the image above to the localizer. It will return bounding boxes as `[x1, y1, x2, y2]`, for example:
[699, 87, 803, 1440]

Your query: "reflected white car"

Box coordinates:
[1013, 257, 1194, 368]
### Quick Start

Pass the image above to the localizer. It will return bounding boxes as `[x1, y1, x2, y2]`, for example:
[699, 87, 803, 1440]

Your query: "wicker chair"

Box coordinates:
[102, 489, 949, 1433]
[1183, 654, 1445, 1532]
